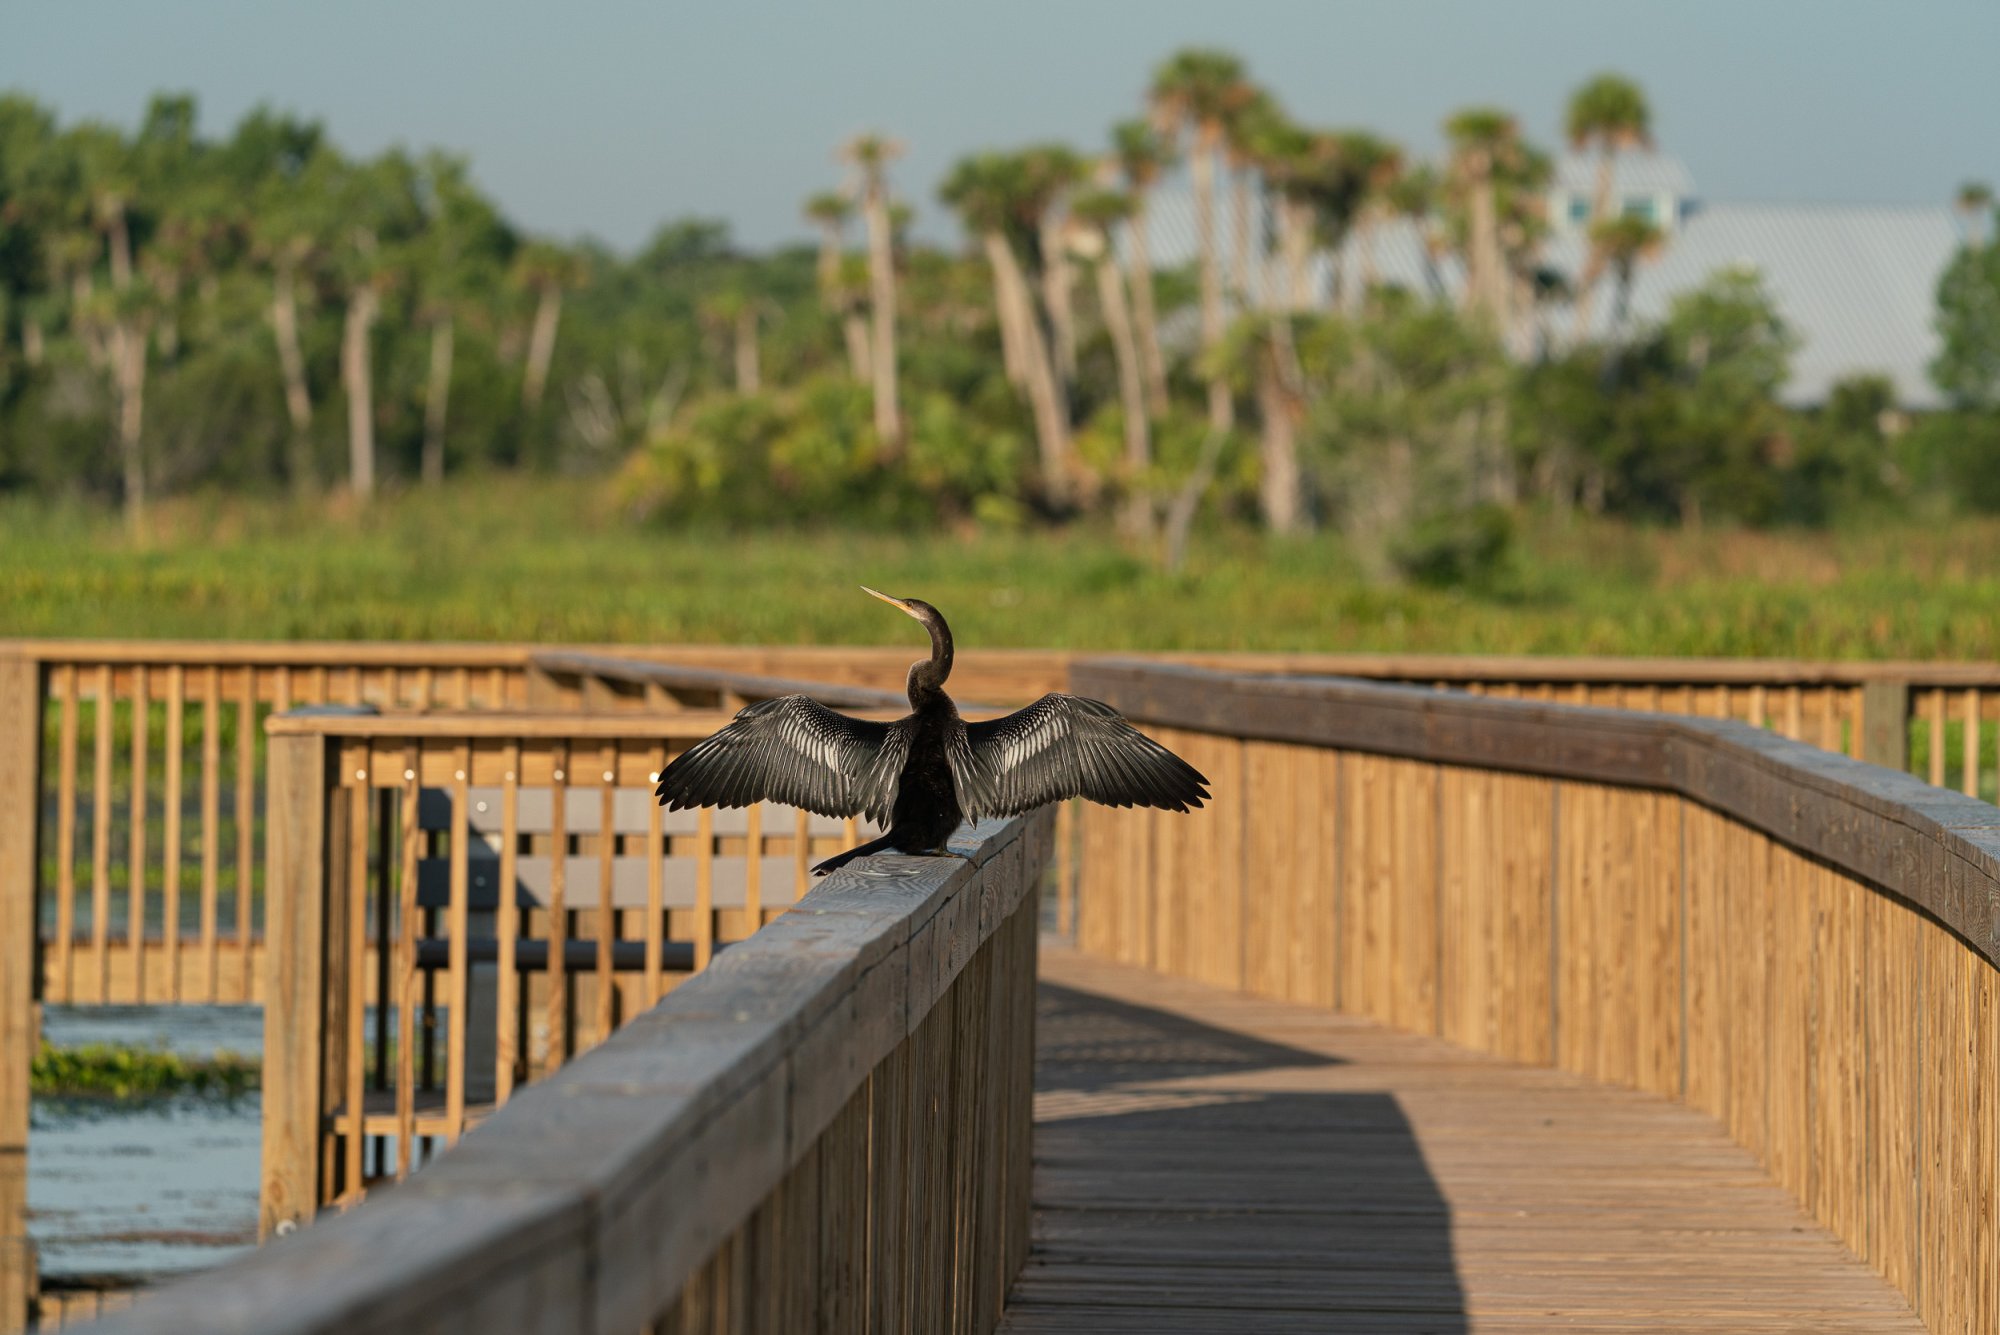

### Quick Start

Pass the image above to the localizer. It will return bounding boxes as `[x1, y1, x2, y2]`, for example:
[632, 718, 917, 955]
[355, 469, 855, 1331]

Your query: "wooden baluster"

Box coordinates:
[1964, 689, 1982, 799]
[127, 665, 148, 1002]
[695, 806, 715, 966]
[446, 744, 471, 1144]
[1748, 684, 1768, 731]
[744, 803, 763, 929]
[343, 762, 370, 1202]
[91, 665, 112, 1004]
[794, 808, 810, 900]
[1057, 800, 1075, 938]
[495, 743, 521, 1106]
[595, 743, 617, 1048]
[395, 748, 420, 1180]
[1929, 689, 1947, 789]
[1818, 688, 1840, 754]
[546, 743, 570, 1069]
[53, 666, 77, 1004]
[644, 746, 666, 1009]
[1783, 686, 1803, 741]
[162, 667, 184, 1002]
[237, 669, 257, 999]
[200, 667, 221, 1000]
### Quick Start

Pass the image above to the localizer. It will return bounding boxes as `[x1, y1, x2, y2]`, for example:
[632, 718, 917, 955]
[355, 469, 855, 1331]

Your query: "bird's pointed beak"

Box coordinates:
[861, 585, 920, 619]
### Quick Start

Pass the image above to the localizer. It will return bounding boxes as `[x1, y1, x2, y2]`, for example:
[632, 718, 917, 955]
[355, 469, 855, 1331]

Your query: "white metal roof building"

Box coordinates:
[1136, 154, 1967, 407]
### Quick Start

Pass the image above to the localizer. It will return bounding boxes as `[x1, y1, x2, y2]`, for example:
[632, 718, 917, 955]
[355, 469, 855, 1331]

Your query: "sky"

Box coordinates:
[5, 1, 1996, 255]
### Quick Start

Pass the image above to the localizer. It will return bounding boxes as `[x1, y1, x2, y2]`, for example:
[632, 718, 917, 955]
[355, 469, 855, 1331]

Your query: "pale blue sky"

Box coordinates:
[6, 1, 1995, 253]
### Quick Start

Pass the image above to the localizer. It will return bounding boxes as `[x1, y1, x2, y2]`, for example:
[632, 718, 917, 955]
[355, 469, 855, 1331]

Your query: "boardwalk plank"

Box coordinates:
[1001, 945, 1924, 1334]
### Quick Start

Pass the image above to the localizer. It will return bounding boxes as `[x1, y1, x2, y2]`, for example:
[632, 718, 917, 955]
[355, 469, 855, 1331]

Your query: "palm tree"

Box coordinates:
[841, 134, 903, 453]
[1220, 89, 1280, 311]
[1566, 74, 1652, 225]
[1020, 144, 1088, 390]
[74, 123, 149, 532]
[804, 190, 871, 381]
[699, 290, 764, 393]
[1070, 188, 1153, 535]
[513, 241, 582, 414]
[1244, 113, 1315, 312]
[940, 152, 1071, 504]
[1335, 133, 1404, 313]
[1444, 108, 1524, 329]
[1212, 315, 1307, 535]
[1590, 214, 1664, 336]
[1110, 120, 1176, 412]
[1150, 47, 1250, 430]
[1383, 164, 1446, 303]
[1565, 75, 1652, 338]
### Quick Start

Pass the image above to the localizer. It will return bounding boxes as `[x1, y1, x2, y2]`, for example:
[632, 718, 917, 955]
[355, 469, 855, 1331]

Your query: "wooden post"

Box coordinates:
[1860, 680, 1910, 773]
[0, 654, 40, 1334]
[261, 726, 334, 1240]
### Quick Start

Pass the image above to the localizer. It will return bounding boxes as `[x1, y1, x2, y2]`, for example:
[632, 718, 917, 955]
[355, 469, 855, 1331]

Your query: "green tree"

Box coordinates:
[1566, 74, 1653, 338]
[1109, 120, 1176, 412]
[804, 190, 870, 382]
[1070, 187, 1152, 533]
[1150, 47, 1250, 430]
[1932, 222, 2000, 408]
[841, 133, 903, 453]
[940, 152, 1070, 504]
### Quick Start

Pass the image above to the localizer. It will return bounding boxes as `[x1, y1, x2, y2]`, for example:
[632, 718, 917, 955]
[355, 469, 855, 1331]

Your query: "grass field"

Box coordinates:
[2, 479, 1997, 659]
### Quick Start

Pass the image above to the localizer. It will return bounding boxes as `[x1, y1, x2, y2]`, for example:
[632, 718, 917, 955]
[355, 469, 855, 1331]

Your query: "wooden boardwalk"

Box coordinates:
[1002, 945, 1924, 1334]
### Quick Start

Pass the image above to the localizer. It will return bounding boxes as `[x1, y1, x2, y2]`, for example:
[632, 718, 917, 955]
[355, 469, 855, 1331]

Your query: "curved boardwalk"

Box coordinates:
[1002, 945, 1922, 1335]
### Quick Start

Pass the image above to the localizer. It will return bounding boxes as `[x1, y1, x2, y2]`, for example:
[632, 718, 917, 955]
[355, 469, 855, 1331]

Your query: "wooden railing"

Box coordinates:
[1069, 660, 2000, 1332]
[84, 805, 1050, 1335]
[256, 705, 904, 1236]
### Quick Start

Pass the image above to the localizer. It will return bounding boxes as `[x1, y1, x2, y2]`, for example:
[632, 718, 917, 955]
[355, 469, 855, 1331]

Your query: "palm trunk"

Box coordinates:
[112, 317, 147, 538]
[422, 314, 455, 486]
[862, 179, 902, 453]
[270, 262, 316, 493]
[22, 318, 43, 366]
[522, 284, 562, 412]
[982, 231, 1069, 505]
[1591, 147, 1615, 226]
[1280, 198, 1313, 311]
[1255, 347, 1302, 535]
[1192, 132, 1233, 432]
[1039, 215, 1077, 386]
[841, 307, 874, 383]
[1230, 165, 1252, 309]
[1093, 252, 1153, 537]
[107, 206, 133, 292]
[342, 285, 379, 500]
[819, 225, 871, 383]
[733, 307, 761, 393]
[1467, 160, 1504, 326]
[1570, 250, 1607, 342]
[1126, 198, 1169, 414]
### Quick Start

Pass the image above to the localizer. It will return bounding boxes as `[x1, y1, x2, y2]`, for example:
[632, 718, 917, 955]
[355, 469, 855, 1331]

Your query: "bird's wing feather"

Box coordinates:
[954, 693, 1210, 820]
[654, 696, 912, 824]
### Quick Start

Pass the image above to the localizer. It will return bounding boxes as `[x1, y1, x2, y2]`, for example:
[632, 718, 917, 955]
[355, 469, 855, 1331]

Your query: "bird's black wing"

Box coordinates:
[954, 693, 1210, 820]
[654, 695, 913, 825]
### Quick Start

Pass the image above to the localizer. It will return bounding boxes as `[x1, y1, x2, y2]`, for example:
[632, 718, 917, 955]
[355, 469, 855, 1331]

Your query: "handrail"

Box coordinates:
[526, 649, 911, 712]
[1074, 659, 2000, 966]
[1067, 657, 2000, 1332]
[88, 806, 1052, 1335]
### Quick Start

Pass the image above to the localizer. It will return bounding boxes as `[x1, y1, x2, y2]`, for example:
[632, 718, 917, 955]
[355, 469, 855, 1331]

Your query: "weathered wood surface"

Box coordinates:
[1002, 945, 1924, 1334]
[1072, 659, 2000, 971]
[90, 807, 1050, 1335]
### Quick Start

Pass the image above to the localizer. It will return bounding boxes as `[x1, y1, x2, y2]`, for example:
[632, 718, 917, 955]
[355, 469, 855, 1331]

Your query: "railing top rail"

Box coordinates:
[1074, 659, 2000, 968]
[6, 637, 1998, 687]
[264, 706, 904, 740]
[86, 807, 1049, 1335]
[528, 649, 911, 710]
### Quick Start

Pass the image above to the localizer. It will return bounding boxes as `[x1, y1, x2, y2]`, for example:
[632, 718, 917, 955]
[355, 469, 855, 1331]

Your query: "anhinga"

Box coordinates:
[655, 587, 1210, 875]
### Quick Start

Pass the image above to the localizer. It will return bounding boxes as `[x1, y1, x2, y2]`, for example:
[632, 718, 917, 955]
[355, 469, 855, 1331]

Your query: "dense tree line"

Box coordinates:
[2, 61, 1997, 578]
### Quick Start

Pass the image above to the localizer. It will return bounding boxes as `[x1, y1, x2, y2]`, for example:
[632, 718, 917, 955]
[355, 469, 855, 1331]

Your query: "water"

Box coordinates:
[28, 1005, 262, 1285]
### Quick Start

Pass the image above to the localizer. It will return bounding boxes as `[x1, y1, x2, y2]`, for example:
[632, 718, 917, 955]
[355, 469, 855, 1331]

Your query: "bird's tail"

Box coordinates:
[811, 832, 899, 877]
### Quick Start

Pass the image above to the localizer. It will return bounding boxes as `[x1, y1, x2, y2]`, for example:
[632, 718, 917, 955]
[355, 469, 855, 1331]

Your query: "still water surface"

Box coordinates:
[29, 1006, 262, 1283]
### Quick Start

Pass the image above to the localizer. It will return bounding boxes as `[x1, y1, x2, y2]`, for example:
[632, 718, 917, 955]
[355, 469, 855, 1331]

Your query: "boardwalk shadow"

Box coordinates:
[1019, 981, 1468, 1333]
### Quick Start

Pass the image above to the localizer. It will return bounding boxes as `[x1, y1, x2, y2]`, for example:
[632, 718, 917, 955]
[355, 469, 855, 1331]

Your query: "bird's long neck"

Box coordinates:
[907, 613, 954, 708]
